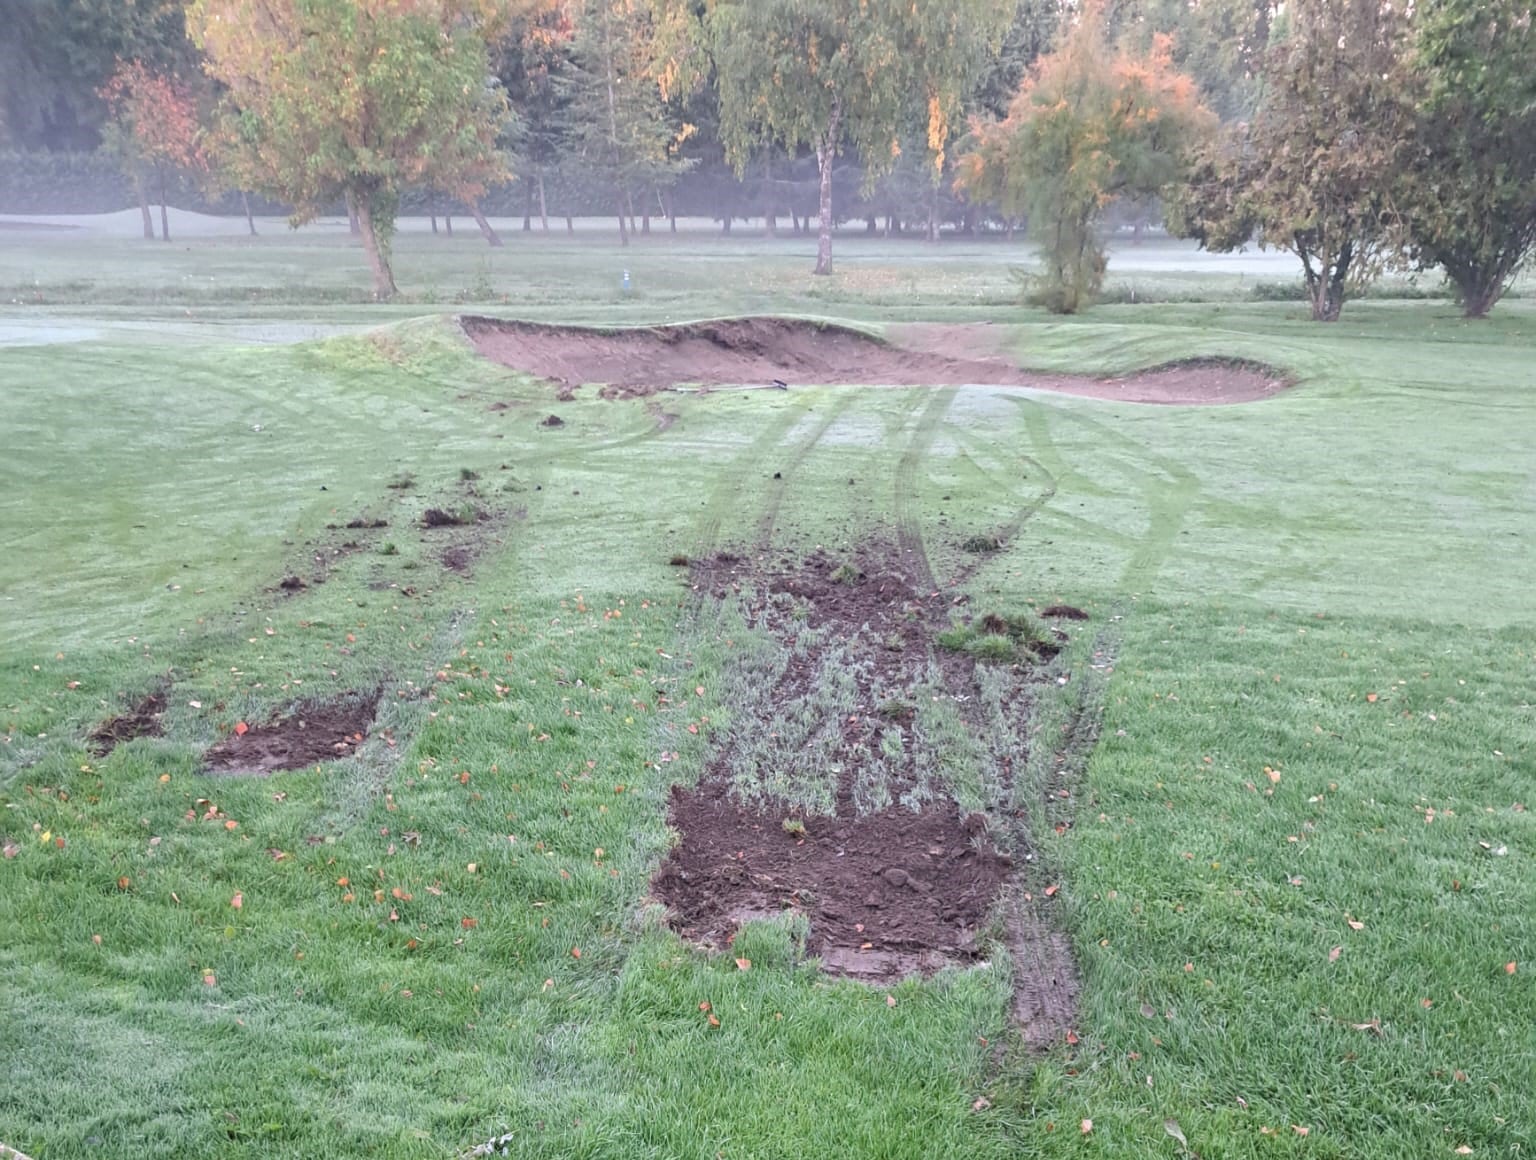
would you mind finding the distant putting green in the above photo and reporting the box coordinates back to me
[1,230,1533,1158]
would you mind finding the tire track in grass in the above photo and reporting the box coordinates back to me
[690,394,819,559]
[752,391,861,549]
[894,388,957,591]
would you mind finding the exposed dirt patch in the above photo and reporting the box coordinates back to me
[441,544,474,572]
[463,316,1290,404]
[540,414,566,428]
[654,545,1071,999]
[203,689,381,777]
[90,691,167,756]
[1040,604,1089,621]
[422,507,483,528]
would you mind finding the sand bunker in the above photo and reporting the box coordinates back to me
[463,316,1289,405]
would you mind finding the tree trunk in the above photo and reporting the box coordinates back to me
[1453,265,1505,319]
[927,184,940,243]
[445,214,453,236]
[430,199,439,234]
[523,181,534,232]
[722,216,732,235]
[814,99,842,276]
[347,192,361,236]
[158,164,171,242]
[865,215,878,234]
[641,206,651,235]
[566,213,574,234]
[469,200,503,247]
[617,196,629,246]
[663,189,677,233]
[241,190,257,236]
[537,171,550,232]
[137,172,155,239]
[353,192,398,300]
[763,154,777,237]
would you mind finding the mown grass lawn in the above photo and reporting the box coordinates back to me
[1,255,1533,1158]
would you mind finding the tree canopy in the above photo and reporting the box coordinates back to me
[188,0,517,298]
[1167,0,1413,321]
[960,5,1212,313]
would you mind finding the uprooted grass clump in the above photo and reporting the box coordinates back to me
[938,607,1060,663]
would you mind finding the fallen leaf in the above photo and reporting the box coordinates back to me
[202,973,217,986]
[230,892,243,910]
[467,863,478,873]
[1329,946,1342,962]
[461,917,478,929]
[1164,1119,1188,1148]
[1421,997,1433,1008]
[1347,918,1365,931]
[1065,1029,1079,1045]
[2,841,18,859]
[188,700,202,709]
[1266,766,1281,784]
[1506,962,1517,975]
[1293,1125,1309,1137]
[1455,1147,1473,1155]
[735,958,751,971]
[1351,1018,1383,1034]
[116,876,131,891]
[1081,1119,1093,1134]
[1366,693,1379,703]
[570,946,580,958]
[707,1012,721,1027]
[886,994,897,1008]
[234,721,249,737]
[972,1097,991,1112]
[92,933,102,945]
[1044,883,1060,897]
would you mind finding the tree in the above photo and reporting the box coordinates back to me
[1167,0,1413,322]
[497,4,578,233]
[1404,0,1536,318]
[958,6,1213,313]
[188,0,516,299]
[707,0,1006,275]
[567,0,695,246]
[100,60,206,242]
[0,0,191,151]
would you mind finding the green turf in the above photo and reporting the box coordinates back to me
[1,246,1533,1158]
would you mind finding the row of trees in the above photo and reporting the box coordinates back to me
[4,0,1533,317]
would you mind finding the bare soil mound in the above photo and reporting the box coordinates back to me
[203,690,381,777]
[654,547,1075,1006]
[464,316,1289,404]
[90,691,167,756]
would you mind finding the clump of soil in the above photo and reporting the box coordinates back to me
[346,517,389,530]
[540,414,566,428]
[203,690,381,777]
[442,545,474,572]
[655,546,1065,990]
[1040,604,1089,620]
[422,507,481,528]
[463,315,1290,404]
[278,575,307,592]
[90,691,167,756]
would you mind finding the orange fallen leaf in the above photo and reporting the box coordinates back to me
[1044,884,1060,897]
[1366,693,1379,703]
[886,994,897,1008]
[461,917,478,929]
[1293,1125,1309,1136]
[391,887,411,901]
[387,909,398,921]
[1081,1119,1093,1134]
[406,938,419,950]
[116,876,131,890]
[972,1097,991,1112]
[734,958,751,971]
[1065,1029,1079,1045]
[234,721,249,737]
[341,892,354,903]
[1422,997,1433,1008]
[230,892,243,909]
[224,820,238,831]
[707,1012,721,1027]
[91,934,102,945]
[1329,946,1342,962]
[2,841,18,859]
[1506,962,1517,975]
[569,945,580,958]
[202,973,217,986]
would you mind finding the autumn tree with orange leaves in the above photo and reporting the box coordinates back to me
[959,6,1213,313]
[188,0,527,298]
[100,60,206,242]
